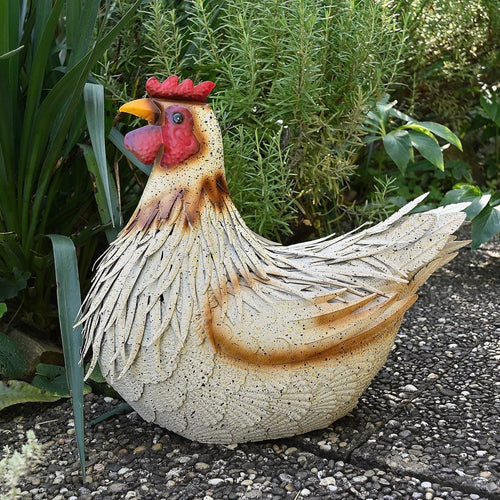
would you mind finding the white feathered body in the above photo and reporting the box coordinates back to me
[80,101,468,443]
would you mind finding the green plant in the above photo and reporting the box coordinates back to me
[0,430,42,500]
[396,0,500,129]
[362,95,462,174]
[437,86,500,249]
[473,87,500,185]
[0,0,139,328]
[441,184,499,249]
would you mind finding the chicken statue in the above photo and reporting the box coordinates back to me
[80,76,469,444]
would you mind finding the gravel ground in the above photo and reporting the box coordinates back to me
[1,229,498,500]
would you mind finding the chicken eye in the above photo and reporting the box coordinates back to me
[172,112,184,124]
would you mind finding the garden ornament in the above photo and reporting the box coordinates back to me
[79,76,469,443]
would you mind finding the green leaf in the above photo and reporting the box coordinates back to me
[31,363,91,398]
[90,403,132,426]
[0,332,27,379]
[388,106,415,123]
[408,130,444,171]
[382,129,412,173]
[0,267,31,301]
[85,362,107,384]
[0,45,24,60]
[24,0,142,252]
[83,83,119,230]
[441,185,490,220]
[465,194,491,220]
[376,99,397,116]
[66,1,100,67]
[80,144,121,242]
[471,205,500,249]
[416,121,462,151]
[0,302,6,318]
[31,363,70,397]
[0,380,61,410]
[48,234,86,478]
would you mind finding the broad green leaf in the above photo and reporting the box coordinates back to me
[441,185,487,221]
[84,83,118,231]
[471,205,500,249]
[109,127,152,176]
[31,363,71,397]
[0,332,27,379]
[416,121,462,151]
[48,234,85,478]
[31,363,91,398]
[408,130,444,170]
[389,106,415,123]
[0,267,30,300]
[465,194,491,220]
[382,129,412,173]
[0,380,61,410]
[0,302,6,318]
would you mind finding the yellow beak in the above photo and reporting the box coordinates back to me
[119,98,162,124]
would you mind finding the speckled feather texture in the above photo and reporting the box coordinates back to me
[79,98,469,444]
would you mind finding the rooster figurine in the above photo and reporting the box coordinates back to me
[80,76,469,444]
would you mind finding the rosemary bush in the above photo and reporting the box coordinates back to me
[99,0,407,237]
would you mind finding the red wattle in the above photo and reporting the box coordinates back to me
[124,125,163,165]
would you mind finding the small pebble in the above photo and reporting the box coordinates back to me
[421,481,432,489]
[319,477,336,486]
[208,478,225,486]
[352,475,367,484]
[195,462,211,472]
[133,445,147,454]
[109,483,126,494]
[403,384,418,392]
[151,443,163,451]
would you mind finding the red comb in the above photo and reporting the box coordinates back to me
[145,76,215,102]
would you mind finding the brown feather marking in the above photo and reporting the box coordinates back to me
[122,173,230,233]
[206,294,417,366]
[311,293,379,327]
